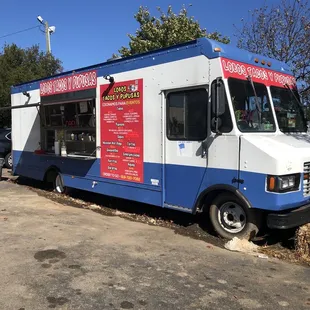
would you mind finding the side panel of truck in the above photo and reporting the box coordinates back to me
[12,54,218,210]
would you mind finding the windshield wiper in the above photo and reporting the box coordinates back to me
[247,75,262,126]
[247,76,262,114]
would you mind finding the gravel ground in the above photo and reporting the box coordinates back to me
[1,179,310,310]
[2,169,307,267]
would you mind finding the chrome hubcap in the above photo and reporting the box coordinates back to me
[8,155,12,167]
[218,202,246,233]
[55,174,65,193]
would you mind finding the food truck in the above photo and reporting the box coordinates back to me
[9,37,310,240]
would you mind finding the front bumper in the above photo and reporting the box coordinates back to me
[267,203,310,229]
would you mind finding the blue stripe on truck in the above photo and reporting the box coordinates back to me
[12,150,309,213]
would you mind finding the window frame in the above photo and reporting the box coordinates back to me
[270,85,307,133]
[166,86,209,142]
[40,98,97,156]
[227,77,276,133]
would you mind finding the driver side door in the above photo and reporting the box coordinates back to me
[164,86,209,211]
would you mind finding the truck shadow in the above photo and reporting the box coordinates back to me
[12,174,296,252]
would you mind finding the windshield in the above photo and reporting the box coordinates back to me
[228,78,275,132]
[270,86,307,132]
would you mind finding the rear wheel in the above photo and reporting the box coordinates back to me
[209,193,261,240]
[54,172,66,194]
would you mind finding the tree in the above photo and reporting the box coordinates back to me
[116,5,230,58]
[0,44,63,127]
[234,0,310,105]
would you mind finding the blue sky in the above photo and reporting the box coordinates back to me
[0,0,281,72]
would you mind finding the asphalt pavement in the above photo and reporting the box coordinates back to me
[0,180,309,310]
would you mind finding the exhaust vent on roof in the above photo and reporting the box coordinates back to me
[107,55,122,62]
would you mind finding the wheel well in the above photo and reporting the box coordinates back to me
[198,189,228,212]
[195,185,253,214]
[44,166,61,184]
[195,184,254,214]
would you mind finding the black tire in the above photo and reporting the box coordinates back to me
[209,193,261,240]
[4,152,12,169]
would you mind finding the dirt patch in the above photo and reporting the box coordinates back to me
[8,175,310,267]
[295,224,310,263]
[34,249,66,262]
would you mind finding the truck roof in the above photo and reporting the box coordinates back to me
[11,37,292,94]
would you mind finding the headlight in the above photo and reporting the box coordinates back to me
[267,174,300,193]
[279,175,296,190]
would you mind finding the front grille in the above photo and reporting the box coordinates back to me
[303,162,310,196]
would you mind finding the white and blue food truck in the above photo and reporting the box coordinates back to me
[9,38,310,240]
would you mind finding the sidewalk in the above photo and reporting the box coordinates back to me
[0,180,310,309]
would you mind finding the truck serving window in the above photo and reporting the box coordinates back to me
[42,99,96,156]
[228,78,275,132]
[167,88,208,141]
[270,86,307,133]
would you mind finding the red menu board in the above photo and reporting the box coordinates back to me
[100,79,144,183]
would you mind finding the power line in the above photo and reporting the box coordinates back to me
[0,25,40,40]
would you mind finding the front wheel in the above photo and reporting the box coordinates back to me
[209,193,261,240]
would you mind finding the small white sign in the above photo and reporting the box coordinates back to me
[151,179,159,186]
[177,141,193,157]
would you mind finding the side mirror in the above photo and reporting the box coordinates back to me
[211,78,226,134]
[211,78,226,117]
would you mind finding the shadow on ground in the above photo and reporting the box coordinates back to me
[5,172,301,264]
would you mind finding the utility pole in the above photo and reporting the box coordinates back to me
[44,20,51,54]
[37,16,55,54]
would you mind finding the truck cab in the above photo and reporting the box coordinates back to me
[203,51,310,239]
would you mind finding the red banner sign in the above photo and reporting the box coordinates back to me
[100,79,144,183]
[40,70,97,96]
[221,57,296,88]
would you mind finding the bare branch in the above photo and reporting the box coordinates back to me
[234,0,310,101]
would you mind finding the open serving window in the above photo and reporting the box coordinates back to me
[41,99,96,157]
[39,70,98,158]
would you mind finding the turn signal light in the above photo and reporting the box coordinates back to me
[268,176,275,191]
[214,47,221,52]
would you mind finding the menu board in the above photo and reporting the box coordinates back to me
[100,79,143,183]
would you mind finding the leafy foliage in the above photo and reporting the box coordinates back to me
[0,44,63,127]
[234,0,310,104]
[116,5,230,57]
